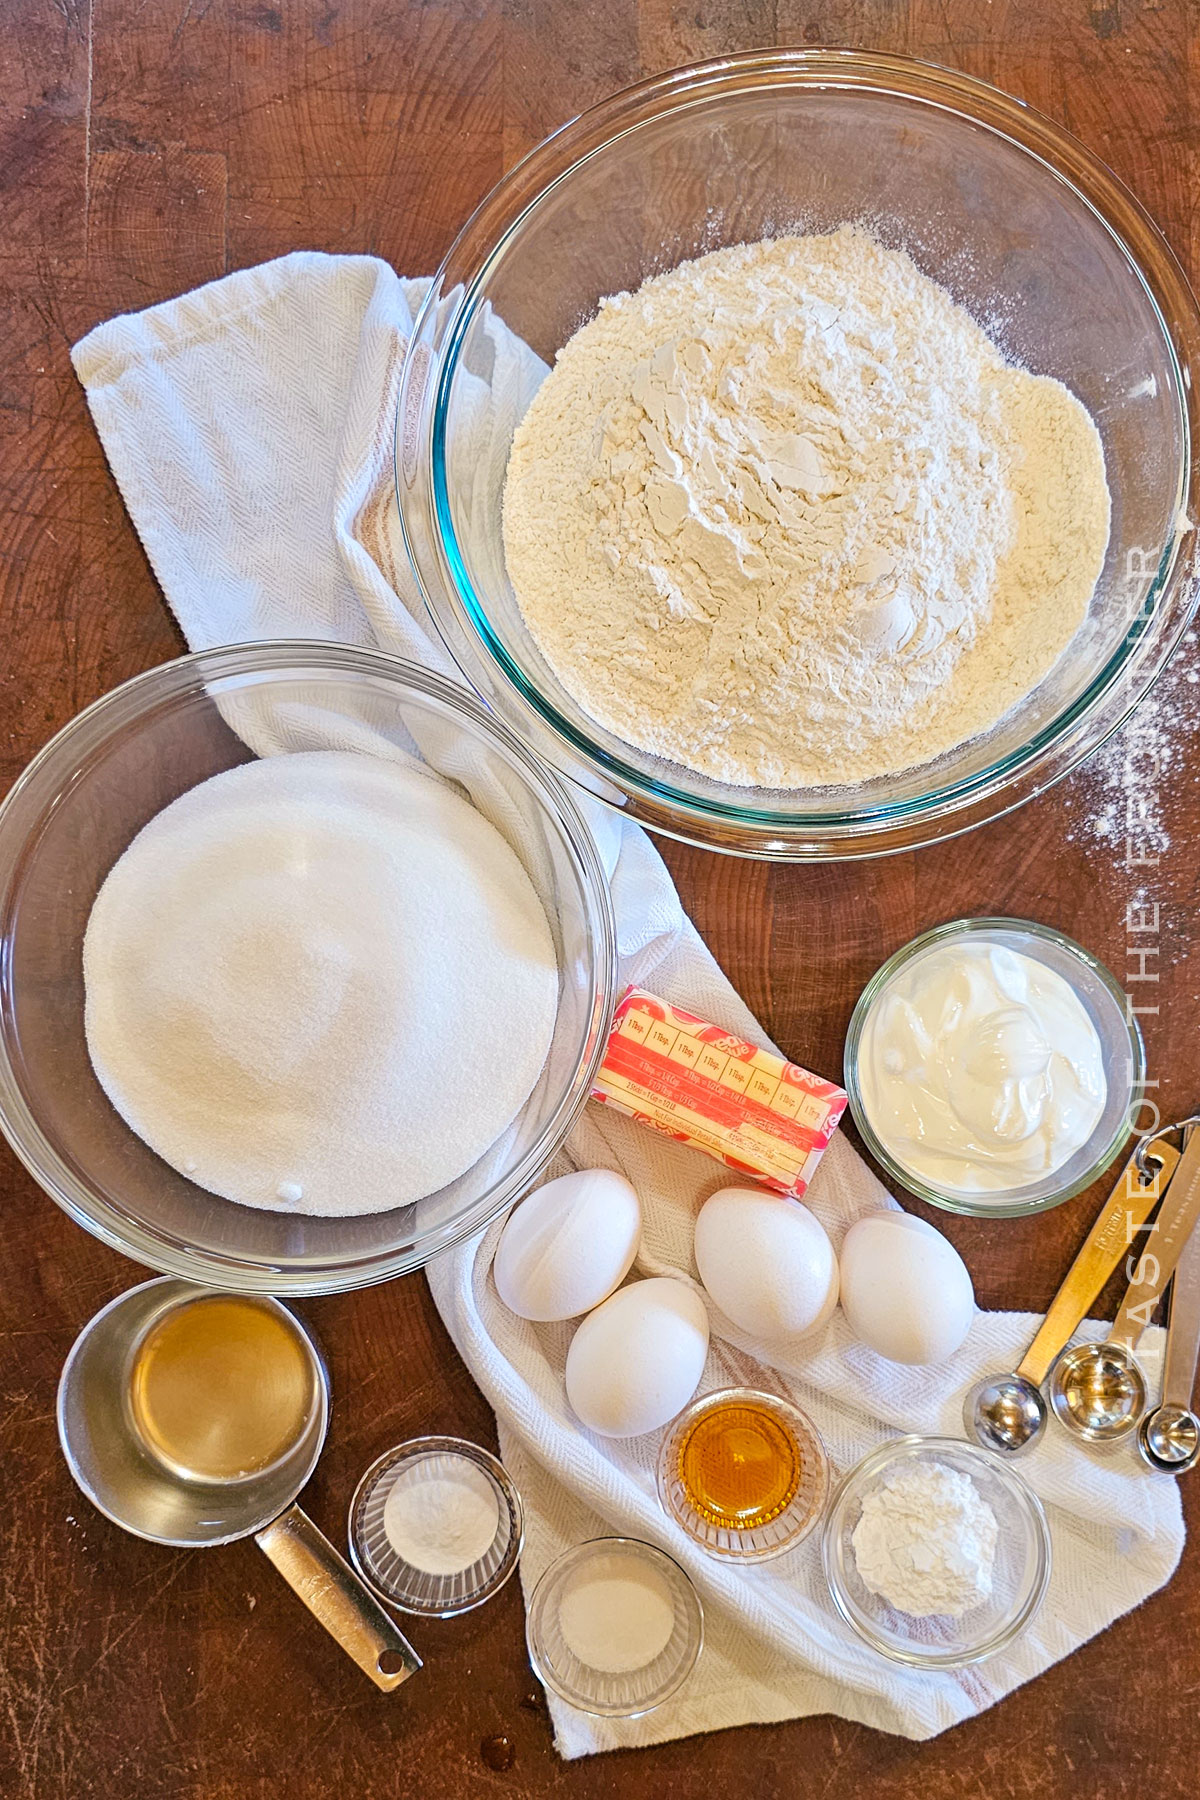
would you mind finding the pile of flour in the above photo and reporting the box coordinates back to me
[502,227,1111,789]
[83,751,558,1217]
[851,1461,999,1619]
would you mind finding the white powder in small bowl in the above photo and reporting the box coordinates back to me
[851,1460,999,1619]
[383,1454,501,1577]
[556,1553,677,1674]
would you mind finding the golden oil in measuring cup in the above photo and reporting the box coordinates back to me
[128,1295,318,1484]
[674,1395,801,1530]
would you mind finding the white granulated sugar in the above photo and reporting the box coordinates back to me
[851,1460,999,1619]
[557,1555,677,1674]
[503,227,1111,788]
[83,751,558,1217]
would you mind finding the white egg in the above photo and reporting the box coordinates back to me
[564,1277,710,1438]
[693,1186,839,1339]
[839,1210,975,1366]
[493,1168,642,1322]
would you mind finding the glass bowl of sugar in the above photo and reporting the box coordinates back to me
[0,641,616,1293]
[399,49,1200,860]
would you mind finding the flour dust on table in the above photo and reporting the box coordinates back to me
[83,750,558,1216]
[1066,623,1200,862]
[503,226,1111,788]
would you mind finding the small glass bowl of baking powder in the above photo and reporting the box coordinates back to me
[526,1537,703,1716]
[844,917,1145,1218]
[348,1436,524,1617]
[822,1436,1052,1669]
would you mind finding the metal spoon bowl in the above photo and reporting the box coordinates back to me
[1048,1339,1147,1443]
[1136,1137,1200,1476]
[964,1373,1048,1457]
[1049,1127,1200,1446]
[963,1138,1182,1458]
[1138,1403,1200,1472]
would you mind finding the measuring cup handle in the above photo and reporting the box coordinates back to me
[255,1504,422,1692]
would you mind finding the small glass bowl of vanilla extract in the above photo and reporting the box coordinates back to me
[657,1387,830,1562]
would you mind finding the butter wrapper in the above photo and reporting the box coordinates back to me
[591,987,847,1198]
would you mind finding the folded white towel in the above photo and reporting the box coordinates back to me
[73,251,1183,1757]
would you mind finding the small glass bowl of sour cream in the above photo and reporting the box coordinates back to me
[844,918,1145,1217]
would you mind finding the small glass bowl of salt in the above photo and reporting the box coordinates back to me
[526,1538,703,1716]
[821,1436,1052,1668]
[348,1436,524,1617]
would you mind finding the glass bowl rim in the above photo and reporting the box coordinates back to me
[0,640,619,1294]
[406,46,1200,858]
[655,1384,831,1562]
[820,1432,1053,1669]
[843,916,1146,1217]
[525,1533,705,1717]
[346,1433,525,1617]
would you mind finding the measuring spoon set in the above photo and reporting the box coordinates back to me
[966,1119,1200,1469]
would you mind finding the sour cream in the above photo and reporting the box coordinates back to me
[856,941,1107,1195]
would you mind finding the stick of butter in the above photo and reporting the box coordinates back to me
[591,987,847,1199]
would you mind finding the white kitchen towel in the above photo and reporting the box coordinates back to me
[72,252,1184,1755]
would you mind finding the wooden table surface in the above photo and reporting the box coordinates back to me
[3,2,1200,1795]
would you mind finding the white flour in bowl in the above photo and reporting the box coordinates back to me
[852,1461,999,1618]
[83,751,558,1217]
[502,227,1111,789]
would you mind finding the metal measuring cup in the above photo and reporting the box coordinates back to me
[57,1277,422,1691]
[1049,1127,1200,1445]
[964,1134,1180,1456]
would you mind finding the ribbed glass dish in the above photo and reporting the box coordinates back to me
[398,49,1200,860]
[656,1387,830,1561]
[348,1437,524,1618]
[822,1436,1052,1668]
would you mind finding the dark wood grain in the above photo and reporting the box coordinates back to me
[2,2,1199,1795]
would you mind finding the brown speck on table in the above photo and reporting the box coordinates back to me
[480,1734,515,1771]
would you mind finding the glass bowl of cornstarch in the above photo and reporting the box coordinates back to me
[822,1436,1052,1668]
[399,49,1200,860]
[0,642,616,1292]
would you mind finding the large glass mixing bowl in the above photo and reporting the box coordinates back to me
[0,644,616,1293]
[398,50,1200,860]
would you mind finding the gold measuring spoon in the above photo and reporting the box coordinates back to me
[964,1135,1180,1456]
[1049,1127,1200,1445]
